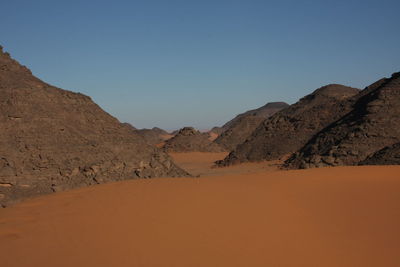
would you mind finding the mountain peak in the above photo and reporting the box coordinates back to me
[310,84,360,99]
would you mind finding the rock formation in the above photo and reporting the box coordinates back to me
[221,102,289,131]
[136,127,173,146]
[0,46,189,207]
[286,73,400,168]
[209,126,224,135]
[214,102,289,150]
[217,84,360,166]
[163,127,225,153]
[359,142,400,165]
[121,122,137,132]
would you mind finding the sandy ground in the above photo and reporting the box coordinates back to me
[169,152,280,176]
[207,131,219,141]
[0,153,400,267]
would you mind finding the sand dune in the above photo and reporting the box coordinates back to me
[0,154,399,267]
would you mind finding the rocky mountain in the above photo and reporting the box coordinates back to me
[0,46,189,207]
[214,102,289,150]
[163,127,225,153]
[221,102,289,131]
[121,122,137,132]
[217,84,360,166]
[286,73,400,168]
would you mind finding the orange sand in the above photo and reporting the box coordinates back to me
[0,153,399,267]
[169,152,281,176]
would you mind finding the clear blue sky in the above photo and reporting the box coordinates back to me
[2,0,399,130]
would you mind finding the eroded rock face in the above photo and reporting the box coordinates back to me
[214,102,289,151]
[0,46,189,207]
[217,84,360,166]
[163,127,225,153]
[286,73,400,169]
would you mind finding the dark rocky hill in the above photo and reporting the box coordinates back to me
[217,84,360,166]
[221,102,289,131]
[0,46,189,207]
[286,73,400,168]
[214,116,266,151]
[214,102,289,150]
[164,127,225,153]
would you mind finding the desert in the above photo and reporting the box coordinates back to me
[1,1,400,266]
[1,43,400,267]
[1,153,400,267]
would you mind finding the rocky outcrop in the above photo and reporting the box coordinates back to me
[0,46,189,207]
[164,127,225,153]
[214,102,289,151]
[217,84,360,166]
[286,73,400,168]
[359,142,400,165]
[121,122,137,132]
